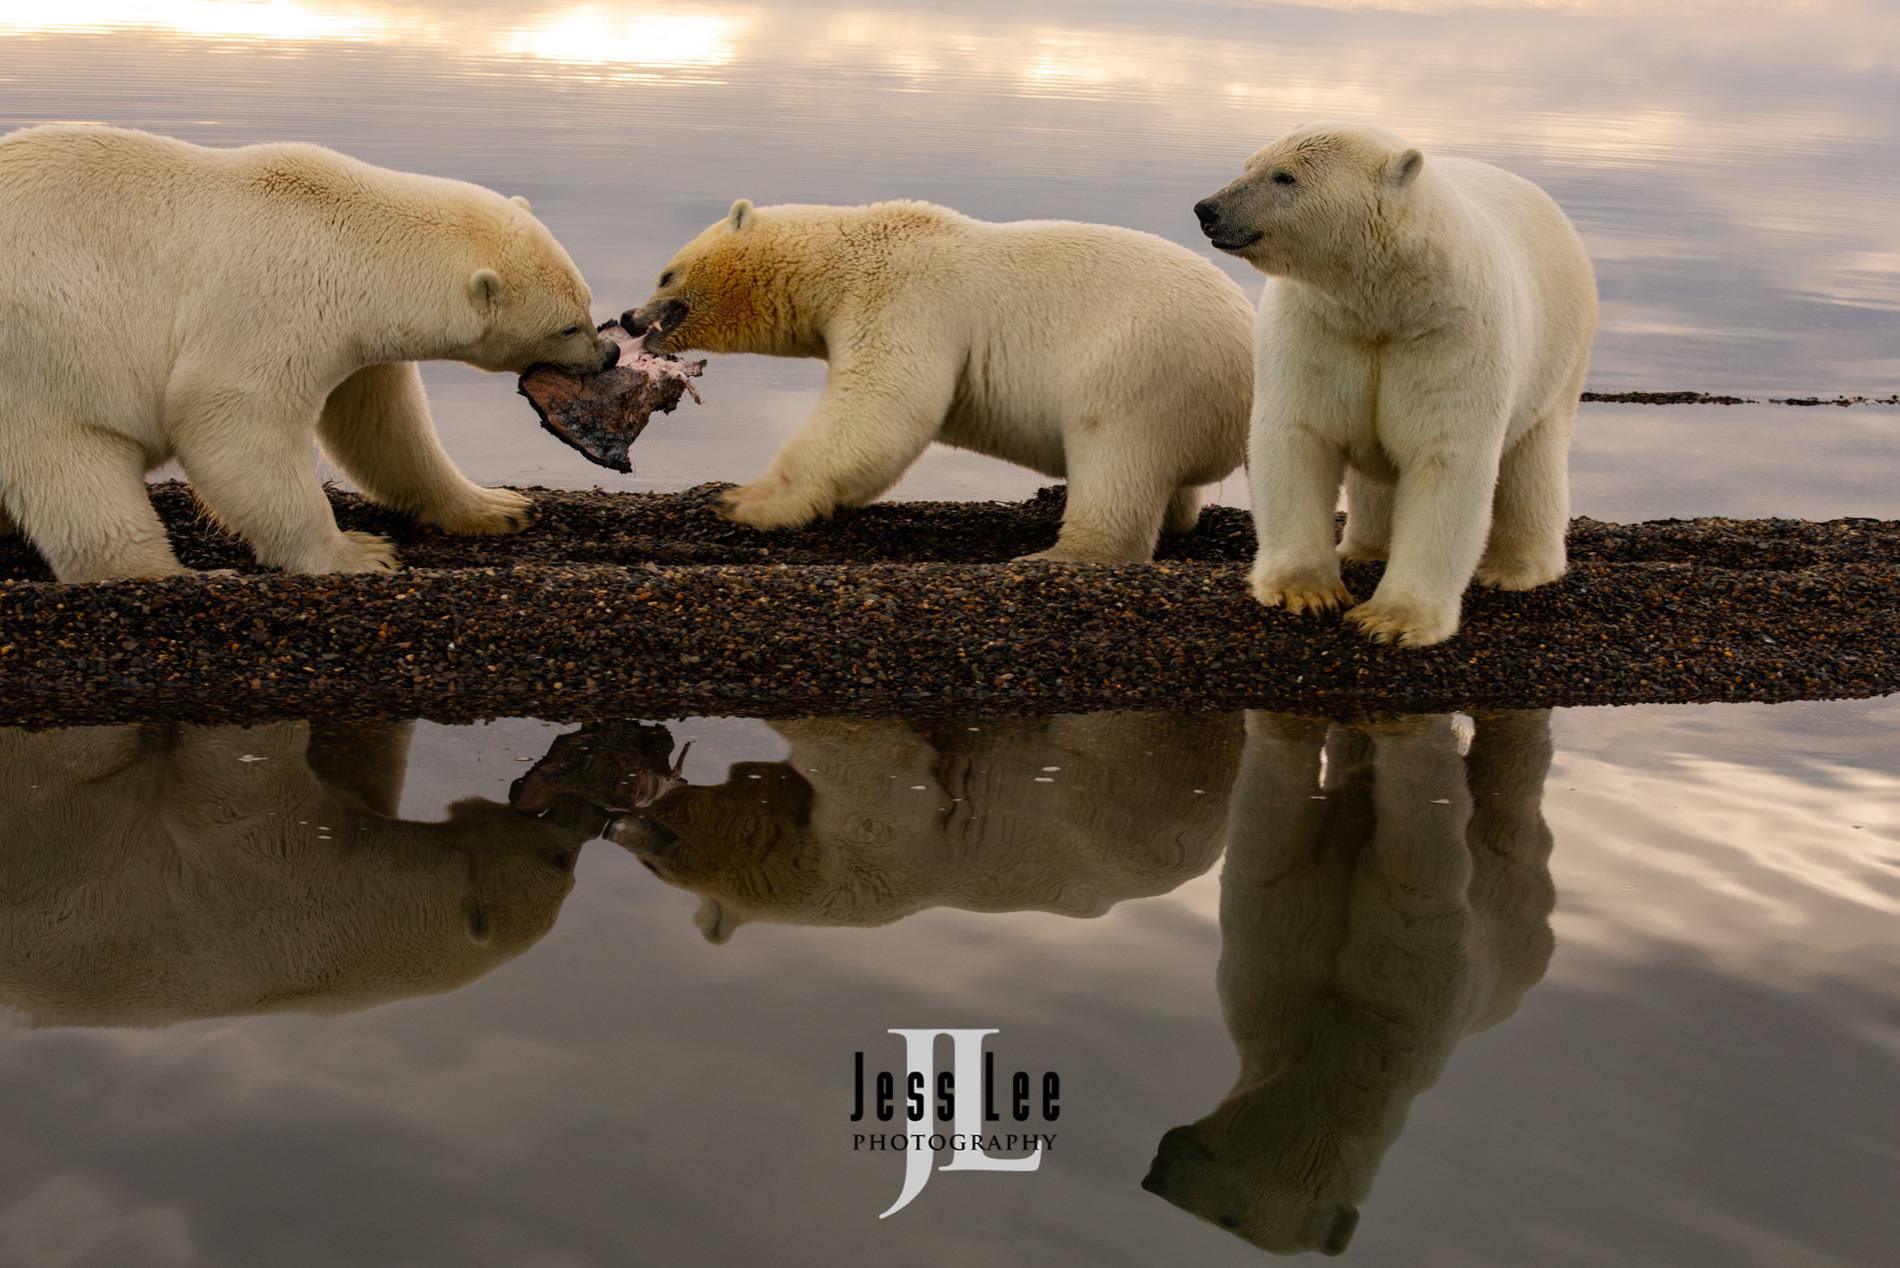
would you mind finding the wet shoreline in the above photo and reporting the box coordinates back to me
[0,483,1894,726]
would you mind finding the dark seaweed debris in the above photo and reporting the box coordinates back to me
[1580,390,1758,405]
[0,482,1895,726]
[1577,391,1900,406]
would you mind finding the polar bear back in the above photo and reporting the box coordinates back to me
[0,124,575,395]
[1417,156,1597,411]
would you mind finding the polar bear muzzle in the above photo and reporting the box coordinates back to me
[618,298,690,351]
[1192,196,1262,254]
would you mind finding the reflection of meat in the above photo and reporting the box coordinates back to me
[509,719,689,815]
[518,324,705,473]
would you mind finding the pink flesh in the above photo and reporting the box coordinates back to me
[602,324,704,404]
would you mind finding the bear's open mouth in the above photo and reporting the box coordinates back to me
[620,298,690,351]
[649,300,689,348]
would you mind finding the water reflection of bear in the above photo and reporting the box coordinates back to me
[0,721,592,1027]
[1144,710,1556,1256]
[612,714,1243,940]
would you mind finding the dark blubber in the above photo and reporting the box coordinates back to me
[0,482,1895,726]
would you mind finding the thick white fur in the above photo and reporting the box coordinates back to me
[1142,710,1556,1254]
[1199,123,1597,645]
[0,720,588,1027]
[0,125,617,582]
[610,712,1242,940]
[626,200,1255,562]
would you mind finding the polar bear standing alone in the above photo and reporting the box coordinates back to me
[1195,123,1596,646]
[1143,710,1557,1254]
[0,125,619,582]
[621,200,1255,563]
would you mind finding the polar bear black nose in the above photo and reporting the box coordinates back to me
[1193,198,1222,231]
[618,309,649,335]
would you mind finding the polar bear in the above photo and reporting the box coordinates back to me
[0,125,619,583]
[606,712,1242,940]
[0,719,595,1027]
[619,200,1255,563]
[1194,123,1597,645]
[1142,710,1557,1254]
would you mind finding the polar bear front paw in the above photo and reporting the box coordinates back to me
[333,531,401,573]
[716,478,828,531]
[1474,557,1564,592]
[1343,596,1457,647]
[1252,570,1355,615]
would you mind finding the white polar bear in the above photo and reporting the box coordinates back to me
[620,199,1255,563]
[0,125,620,583]
[1195,123,1597,645]
[1142,710,1557,1255]
[0,719,594,1027]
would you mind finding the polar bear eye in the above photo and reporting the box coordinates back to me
[1271,170,1297,186]
[659,271,676,287]
[558,325,583,337]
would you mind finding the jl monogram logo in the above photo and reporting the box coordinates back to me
[850,1028,1061,1217]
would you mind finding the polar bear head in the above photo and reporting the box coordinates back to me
[1143,1110,1363,1257]
[617,198,790,356]
[1192,122,1425,283]
[618,198,900,358]
[447,191,619,375]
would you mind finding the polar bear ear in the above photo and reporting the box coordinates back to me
[727,198,755,232]
[468,268,504,312]
[694,895,740,943]
[1385,149,1424,190]
[509,194,532,212]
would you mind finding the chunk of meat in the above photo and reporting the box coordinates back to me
[509,720,692,815]
[518,324,705,473]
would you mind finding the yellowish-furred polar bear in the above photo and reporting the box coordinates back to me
[621,199,1255,563]
[0,125,619,582]
[1196,123,1597,646]
[0,720,591,1027]
[609,712,1242,940]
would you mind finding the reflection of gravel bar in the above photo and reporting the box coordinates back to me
[0,482,1895,725]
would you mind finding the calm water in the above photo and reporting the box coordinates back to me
[2,2,1899,1264]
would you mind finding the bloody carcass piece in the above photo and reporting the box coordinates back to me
[518,323,705,473]
[509,720,692,815]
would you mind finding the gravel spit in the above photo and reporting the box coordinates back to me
[0,481,1893,725]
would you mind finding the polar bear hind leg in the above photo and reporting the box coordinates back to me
[318,362,532,536]
[1475,409,1570,592]
[1017,443,1176,564]
[2,424,184,581]
[1163,485,1204,537]
[1336,469,1393,563]
[170,379,397,575]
